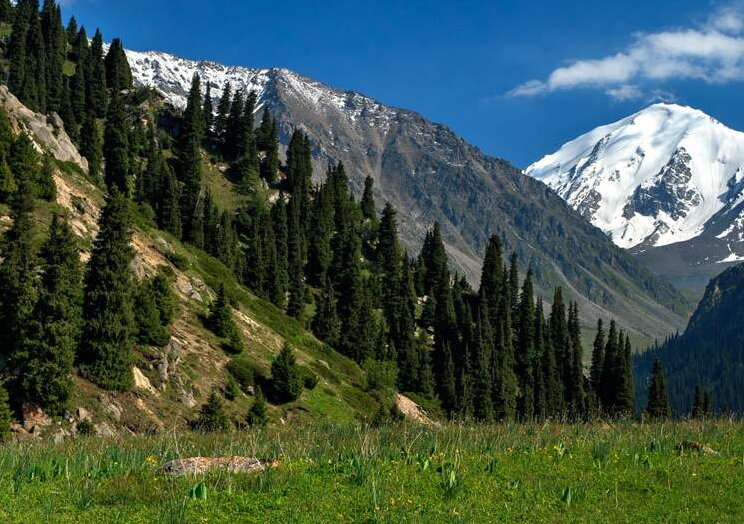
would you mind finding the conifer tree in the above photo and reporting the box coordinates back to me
[600,320,619,413]
[270,342,302,403]
[18,214,82,415]
[0,177,37,367]
[177,74,204,243]
[214,82,232,144]
[258,110,279,183]
[311,274,340,347]
[104,38,132,92]
[207,285,244,354]
[515,269,536,420]
[0,383,12,443]
[203,82,214,137]
[361,175,376,221]
[66,15,78,45]
[158,166,182,237]
[692,385,704,419]
[78,191,136,391]
[645,358,670,419]
[192,390,229,432]
[270,197,289,306]
[41,0,65,112]
[590,319,605,395]
[103,91,131,194]
[87,29,108,116]
[566,302,586,419]
[247,388,268,427]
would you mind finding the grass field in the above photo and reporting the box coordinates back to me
[0,420,742,523]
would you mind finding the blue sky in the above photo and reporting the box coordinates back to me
[61,0,744,168]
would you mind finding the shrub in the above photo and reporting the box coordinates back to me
[224,377,240,401]
[76,419,95,436]
[300,367,319,390]
[227,358,256,390]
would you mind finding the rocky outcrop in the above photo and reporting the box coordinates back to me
[0,85,88,171]
[161,457,277,476]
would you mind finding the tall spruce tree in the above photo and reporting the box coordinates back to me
[87,29,108,117]
[645,358,670,419]
[0,382,12,442]
[0,177,37,368]
[19,214,82,415]
[103,91,131,194]
[590,319,605,395]
[78,191,136,391]
[104,38,133,92]
[177,74,204,243]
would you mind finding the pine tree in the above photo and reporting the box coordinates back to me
[0,176,38,368]
[258,110,279,183]
[203,82,214,137]
[311,275,340,347]
[87,29,108,117]
[104,38,132,92]
[134,278,171,347]
[103,91,131,194]
[41,0,65,112]
[214,82,232,145]
[691,385,704,419]
[645,358,671,419]
[361,175,376,221]
[192,390,229,432]
[590,319,605,395]
[515,269,536,420]
[207,285,244,354]
[18,214,82,415]
[566,302,586,420]
[80,114,103,185]
[177,74,204,243]
[270,342,302,403]
[78,191,136,391]
[247,388,268,427]
[0,383,12,443]
[158,166,182,237]
[600,320,618,413]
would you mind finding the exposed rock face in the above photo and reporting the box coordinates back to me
[0,85,88,171]
[125,49,687,342]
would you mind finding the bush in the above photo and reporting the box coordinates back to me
[227,357,264,392]
[224,377,240,401]
[166,250,190,270]
[300,367,319,390]
[76,419,95,436]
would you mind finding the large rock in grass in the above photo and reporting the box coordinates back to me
[160,457,277,476]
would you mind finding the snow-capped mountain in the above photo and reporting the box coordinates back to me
[527,103,744,251]
[121,47,688,341]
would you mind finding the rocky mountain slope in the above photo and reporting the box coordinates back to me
[527,103,744,292]
[634,261,744,415]
[0,85,380,439]
[124,49,688,344]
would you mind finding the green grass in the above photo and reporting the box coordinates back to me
[0,420,742,522]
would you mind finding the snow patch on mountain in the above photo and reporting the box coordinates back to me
[526,104,744,249]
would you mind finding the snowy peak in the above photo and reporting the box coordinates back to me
[527,103,744,249]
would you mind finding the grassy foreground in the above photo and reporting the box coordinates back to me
[0,421,742,523]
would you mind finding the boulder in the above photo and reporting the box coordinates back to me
[160,457,277,476]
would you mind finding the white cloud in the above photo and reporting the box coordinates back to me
[509,2,744,99]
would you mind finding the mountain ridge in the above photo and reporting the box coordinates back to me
[123,46,689,343]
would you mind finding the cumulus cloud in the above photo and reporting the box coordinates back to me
[509,2,744,99]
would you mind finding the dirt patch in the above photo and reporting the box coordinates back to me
[395,394,438,426]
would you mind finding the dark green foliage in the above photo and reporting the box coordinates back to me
[270,342,303,403]
[645,359,670,419]
[103,92,131,194]
[224,376,239,401]
[87,29,108,116]
[192,390,229,432]
[634,263,744,415]
[78,191,136,391]
[361,175,376,221]
[0,176,37,366]
[0,383,13,443]
[18,214,82,415]
[226,357,259,392]
[80,113,103,184]
[177,74,204,244]
[104,38,133,92]
[207,285,244,354]
[134,274,176,347]
[247,388,268,427]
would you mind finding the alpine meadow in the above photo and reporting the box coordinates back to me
[0,1,743,522]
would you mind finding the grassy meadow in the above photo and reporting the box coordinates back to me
[0,420,742,523]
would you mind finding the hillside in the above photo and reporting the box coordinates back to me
[634,261,744,415]
[0,85,380,438]
[527,103,744,293]
[124,49,689,344]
